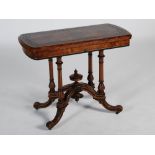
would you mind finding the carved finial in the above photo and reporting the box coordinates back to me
[70,69,83,82]
[74,69,78,75]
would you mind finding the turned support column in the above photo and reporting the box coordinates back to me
[56,57,64,99]
[87,52,95,88]
[33,58,56,110]
[46,57,65,130]
[96,50,123,114]
[97,50,105,95]
[48,58,55,95]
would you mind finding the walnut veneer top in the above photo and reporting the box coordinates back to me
[19,24,132,60]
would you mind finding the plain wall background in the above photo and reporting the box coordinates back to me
[0,19,155,134]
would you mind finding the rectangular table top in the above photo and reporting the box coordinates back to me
[19,24,132,60]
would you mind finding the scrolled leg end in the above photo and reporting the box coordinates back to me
[115,105,123,114]
[46,121,55,130]
[33,102,40,110]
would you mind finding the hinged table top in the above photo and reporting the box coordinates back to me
[19,24,132,60]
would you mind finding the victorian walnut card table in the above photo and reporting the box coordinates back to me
[19,24,132,129]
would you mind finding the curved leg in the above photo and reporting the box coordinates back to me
[46,86,77,129]
[80,83,123,114]
[33,98,56,110]
[97,50,123,114]
[34,58,56,110]
[99,100,123,114]
[46,56,66,130]
[46,100,66,130]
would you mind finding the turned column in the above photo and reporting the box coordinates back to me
[46,57,65,130]
[33,58,56,110]
[97,50,105,95]
[48,58,55,95]
[56,57,64,99]
[87,52,95,88]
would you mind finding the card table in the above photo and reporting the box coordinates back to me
[19,24,132,129]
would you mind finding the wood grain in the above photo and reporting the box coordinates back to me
[19,24,132,60]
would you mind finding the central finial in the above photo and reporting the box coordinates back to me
[74,69,78,75]
[69,69,83,82]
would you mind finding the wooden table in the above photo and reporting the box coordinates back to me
[19,24,132,129]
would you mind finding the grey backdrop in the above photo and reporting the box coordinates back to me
[0,19,155,134]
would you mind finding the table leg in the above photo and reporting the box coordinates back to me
[48,58,56,94]
[46,57,67,129]
[33,58,56,109]
[97,50,105,95]
[87,52,95,88]
[97,50,123,114]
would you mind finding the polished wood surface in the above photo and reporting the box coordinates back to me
[19,24,132,60]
